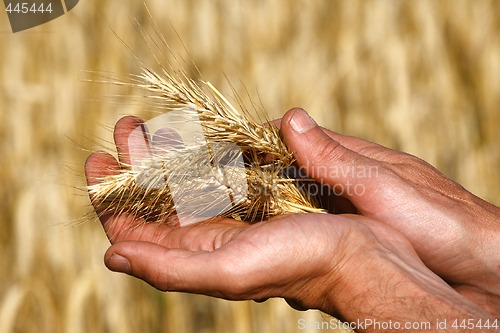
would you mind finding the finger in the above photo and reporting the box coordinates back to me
[151,127,184,150]
[97,212,169,245]
[84,151,171,242]
[86,188,242,249]
[267,118,282,128]
[279,108,382,201]
[272,112,393,162]
[85,151,121,225]
[104,242,215,292]
[104,241,254,298]
[320,128,402,163]
[85,151,120,186]
[114,116,150,166]
[104,215,244,251]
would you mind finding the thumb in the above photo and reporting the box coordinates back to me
[104,242,223,294]
[280,108,379,200]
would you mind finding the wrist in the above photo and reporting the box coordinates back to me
[321,246,494,332]
[460,199,500,295]
[431,197,500,317]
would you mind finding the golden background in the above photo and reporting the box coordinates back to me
[0,1,498,332]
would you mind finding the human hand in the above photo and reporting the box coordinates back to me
[277,108,500,316]
[85,117,495,332]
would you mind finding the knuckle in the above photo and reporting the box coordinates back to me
[316,139,345,162]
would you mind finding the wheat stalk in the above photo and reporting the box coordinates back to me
[88,66,325,225]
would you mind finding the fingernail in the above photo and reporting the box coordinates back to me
[290,109,317,133]
[106,253,131,274]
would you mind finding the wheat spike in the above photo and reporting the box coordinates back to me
[88,68,325,225]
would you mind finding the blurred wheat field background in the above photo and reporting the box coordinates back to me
[0,1,499,332]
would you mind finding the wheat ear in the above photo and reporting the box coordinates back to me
[88,68,325,225]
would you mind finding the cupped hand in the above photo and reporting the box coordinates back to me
[85,117,493,329]
[278,108,500,315]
